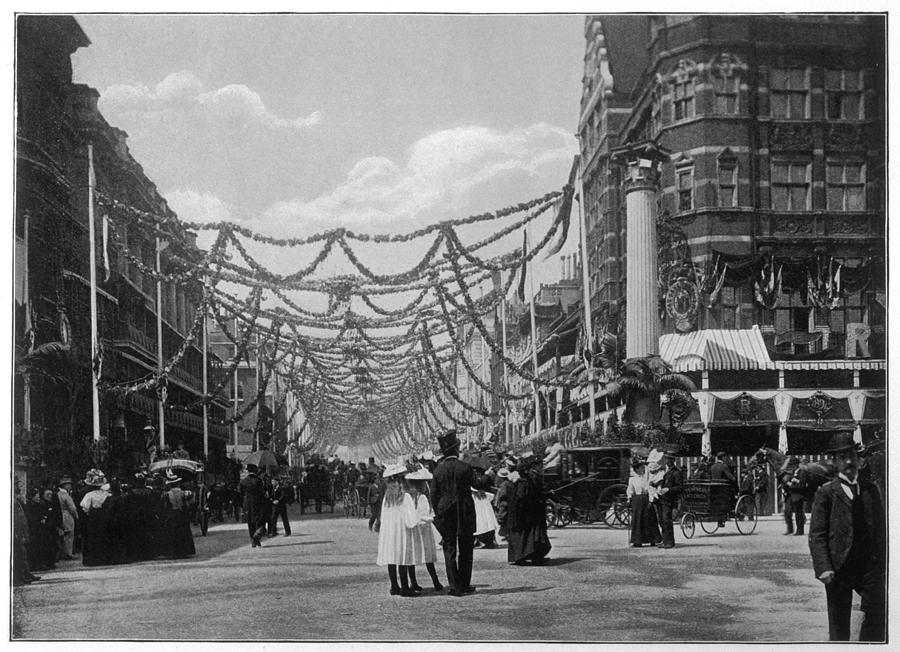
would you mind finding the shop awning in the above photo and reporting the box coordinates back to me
[660,326,774,372]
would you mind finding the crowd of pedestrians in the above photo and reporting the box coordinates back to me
[13,467,201,585]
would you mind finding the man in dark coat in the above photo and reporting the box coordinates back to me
[709,451,736,526]
[240,464,266,548]
[431,430,477,597]
[656,450,683,549]
[809,431,885,642]
[780,456,808,535]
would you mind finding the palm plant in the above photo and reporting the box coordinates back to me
[594,334,696,426]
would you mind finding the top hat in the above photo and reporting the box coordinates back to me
[826,431,858,454]
[437,429,461,455]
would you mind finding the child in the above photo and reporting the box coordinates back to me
[403,467,444,593]
[375,463,416,596]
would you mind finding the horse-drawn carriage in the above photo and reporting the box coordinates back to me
[679,479,758,538]
[298,476,336,514]
[544,445,641,529]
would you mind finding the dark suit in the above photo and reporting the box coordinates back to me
[809,477,885,641]
[240,473,266,543]
[709,461,736,525]
[431,455,476,593]
[268,485,292,536]
[658,464,682,548]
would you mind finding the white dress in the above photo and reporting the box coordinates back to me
[472,489,498,535]
[404,493,438,564]
[376,496,411,566]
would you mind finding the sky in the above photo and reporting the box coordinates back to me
[71,14,586,286]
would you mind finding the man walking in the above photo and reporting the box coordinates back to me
[431,429,477,597]
[709,451,736,527]
[57,476,78,560]
[808,431,885,642]
[656,449,682,549]
[240,464,266,547]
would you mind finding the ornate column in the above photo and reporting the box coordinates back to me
[615,143,668,359]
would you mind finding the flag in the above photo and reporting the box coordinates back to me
[92,343,103,381]
[543,166,577,259]
[24,304,35,355]
[516,230,528,302]
[102,214,111,282]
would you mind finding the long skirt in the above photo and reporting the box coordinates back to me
[629,494,661,546]
[473,493,498,536]
[81,511,110,567]
[507,524,552,563]
[165,511,196,558]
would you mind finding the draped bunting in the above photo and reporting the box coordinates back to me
[696,393,714,457]
[847,392,867,444]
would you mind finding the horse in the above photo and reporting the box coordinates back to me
[756,447,834,500]
[756,441,885,498]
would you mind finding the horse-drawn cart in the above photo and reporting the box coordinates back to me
[679,479,757,538]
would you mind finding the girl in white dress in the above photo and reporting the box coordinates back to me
[403,468,444,593]
[375,464,415,596]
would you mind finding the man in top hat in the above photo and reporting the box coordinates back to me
[240,463,266,548]
[655,449,683,549]
[709,452,736,527]
[431,429,477,597]
[57,476,78,560]
[808,431,885,641]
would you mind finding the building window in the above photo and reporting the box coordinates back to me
[771,162,810,210]
[826,162,865,211]
[672,77,695,121]
[717,159,737,207]
[714,74,739,114]
[652,85,663,134]
[770,68,808,119]
[708,285,754,329]
[825,69,864,120]
[676,168,693,212]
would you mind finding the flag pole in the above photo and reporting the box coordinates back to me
[22,210,31,432]
[526,227,541,439]
[202,276,209,459]
[576,165,597,429]
[233,318,239,457]
[155,227,166,451]
[87,144,101,443]
[500,283,510,446]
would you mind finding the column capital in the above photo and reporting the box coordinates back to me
[611,141,670,193]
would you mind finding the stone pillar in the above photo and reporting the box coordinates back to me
[620,146,665,359]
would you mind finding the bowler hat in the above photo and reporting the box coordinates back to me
[58,476,73,487]
[826,431,858,454]
[437,429,460,455]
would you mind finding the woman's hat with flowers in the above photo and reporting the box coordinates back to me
[84,468,107,487]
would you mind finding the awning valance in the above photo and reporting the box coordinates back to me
[660,325,774,371]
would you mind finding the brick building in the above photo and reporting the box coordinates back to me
[575,15,886,456]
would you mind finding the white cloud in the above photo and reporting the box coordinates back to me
[259,123,576,232]
[100,71,321,132]
[165,189,233,223]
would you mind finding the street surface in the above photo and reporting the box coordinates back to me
[13,506,857,641]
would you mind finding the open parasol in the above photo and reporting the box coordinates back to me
[243,449,281,471]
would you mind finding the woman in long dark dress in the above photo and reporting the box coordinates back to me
[79,469,111,567]
[162,472,195,558]
[627,460,661,547]
[104,479,130,564]
[506,455,552,565]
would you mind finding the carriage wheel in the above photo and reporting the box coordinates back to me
[734,495,758,535]
[545,502,560,528]
[616,504,632,529]
[700,518,720,534]
[680,513,696,539]
[598,484,629,529]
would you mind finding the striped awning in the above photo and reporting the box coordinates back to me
[660,325,774,372]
